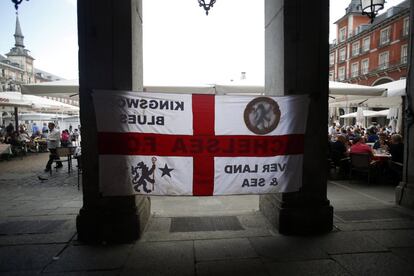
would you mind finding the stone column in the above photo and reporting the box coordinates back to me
[395,0,414,208]
[260,0,333,234]
[76,0,150,243]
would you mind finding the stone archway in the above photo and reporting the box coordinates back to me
[76,0,333,242]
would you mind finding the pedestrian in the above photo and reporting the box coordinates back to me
[31,123,39,135]
[42,123,49,135]
[44,122,62,172]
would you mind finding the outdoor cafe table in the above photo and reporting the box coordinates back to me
[373,152,392,161]
[0,144,12,155]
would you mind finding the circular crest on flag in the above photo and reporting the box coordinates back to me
[244,97,281,135]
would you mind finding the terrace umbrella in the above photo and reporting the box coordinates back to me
[356,107,365,127]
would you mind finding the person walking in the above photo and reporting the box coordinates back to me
[44,122,62,172]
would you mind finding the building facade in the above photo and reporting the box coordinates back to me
[0,15,62,92]
[329,0,410,86]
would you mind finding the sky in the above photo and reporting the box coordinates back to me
[0,0,406,84]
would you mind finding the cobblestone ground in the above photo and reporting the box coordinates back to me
[0,152,81,221]
[1,154,414,275]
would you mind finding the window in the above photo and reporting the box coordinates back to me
[339,47,346,62]
[351,62,359,77]
[339,27,347,42]
[403,17,410,37]
[378,51,389,70]
[401,44,408,64]
[352,41,360,56]
[329,71,334,81]
[361,58,369,74]
[338,66,345,81]
[362,36,370,52]
[329,53,335,65]
[379,27,390,45]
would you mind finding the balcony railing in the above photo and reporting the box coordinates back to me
[378,39,390,48]
[401,28,409,38]
[351,49,360,57]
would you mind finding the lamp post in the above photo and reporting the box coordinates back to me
[361,0,385,23]
[198,0,216,15]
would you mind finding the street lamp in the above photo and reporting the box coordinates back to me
[198,0,216,15]
[11,0,29,10]
[361,0,385,23]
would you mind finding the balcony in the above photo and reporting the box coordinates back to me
[401,29,409,39]
[351,49,360,57]
[378,39,390,48]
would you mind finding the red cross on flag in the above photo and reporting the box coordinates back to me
[93,91,309,196]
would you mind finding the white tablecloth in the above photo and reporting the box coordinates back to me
[0,144,12,155]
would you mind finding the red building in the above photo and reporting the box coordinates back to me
[330,0,410,86]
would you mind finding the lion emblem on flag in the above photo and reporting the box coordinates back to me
[131,157,157,193]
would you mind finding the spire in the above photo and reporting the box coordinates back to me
[14,14,25,48]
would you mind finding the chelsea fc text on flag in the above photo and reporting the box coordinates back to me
[93,91,309,196]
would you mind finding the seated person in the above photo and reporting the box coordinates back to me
[389,134,404,163]
[366,128,379,143]
[373,132,389,152]
[330,135,349,166]
[350,135,374,159]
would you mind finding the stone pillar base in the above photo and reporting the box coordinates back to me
[76,196,150,243]
[260,194,333,235]
[395,182,414,208]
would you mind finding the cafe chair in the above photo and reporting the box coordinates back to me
[388,160,403,184]
[349,153,375,184]
[50,147,76,175]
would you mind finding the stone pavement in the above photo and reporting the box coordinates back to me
[1,154,414,275]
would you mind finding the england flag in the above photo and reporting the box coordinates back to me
[93,90,309,196]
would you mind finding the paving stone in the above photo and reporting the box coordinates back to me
[0,220,68,235]
[249,236,328,261]
[142,227,273,242]
[121,241,194,276]
[195,238,257,261]
[364,230,414,248]
[333,252,414,276]
[44,245,133,272]
[196,259,269,276]
[0,230,75,245]
[145,217,171,232]
[0,244,64,272]
[41,271,121,276]
[391,247,414,265]
[314,231,387,254]
[237,213,272,229]
[170,216,243,232]
[335,208,413,222]
[0,271,42,276]
[265,259,350,276]
[335,220,414,231]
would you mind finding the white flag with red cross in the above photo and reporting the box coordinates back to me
[93,91,309,196]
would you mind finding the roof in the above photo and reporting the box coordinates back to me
[34,68,64,81]
[333,0,410,27]
[369,0,410,27]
